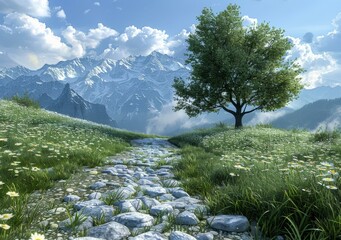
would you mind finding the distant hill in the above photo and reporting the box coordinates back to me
[271,98,341,130]
[288,86,341,109]
[45,84,116,127]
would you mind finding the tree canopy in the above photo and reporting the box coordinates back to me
[173,4,304,128]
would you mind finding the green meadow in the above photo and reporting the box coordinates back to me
[0,99,148,239]
[1,97,340,239]
[170,125,341,239]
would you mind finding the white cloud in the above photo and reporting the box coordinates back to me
[146,101,210,134]
[0,13,70,69]
[286,37,337,88]
[84,9,90,14]
[101,25,174,60]
[166,29,190,59]
[0,0,50,17]
[242,15,258,27]
[0,13,117,69]
[62,23,118,56]
[317,12,341,53]
[56,9,66,19]
[247,109,290,125]
[94,2,101,6]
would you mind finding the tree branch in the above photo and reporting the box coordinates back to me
[242,106,262,115]
[221,105,236,116]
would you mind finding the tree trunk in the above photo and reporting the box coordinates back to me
[234,109,243,128]
[234,114,243,128]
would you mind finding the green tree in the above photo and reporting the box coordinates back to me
[173,4,304,128]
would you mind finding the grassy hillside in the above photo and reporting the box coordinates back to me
[0,100,149,239]
[170,125,341,239]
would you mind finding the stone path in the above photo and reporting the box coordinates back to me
[29,138,253,240]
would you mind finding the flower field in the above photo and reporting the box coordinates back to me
[0,100,147,239]
[170,125,341,239]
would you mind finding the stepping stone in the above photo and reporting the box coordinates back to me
[87,221,130,240]
[63,194,80,203]
[112,212,154,228]
[175,211,199,225]
[74,199,104,211]
[142,186,167,197]
[196,232,214,240]
[73,237,105,240]
[150,204,173,216]
[59,216,93,232]
[207,215,250,233]
[169,231,196,240]
[159,193,176,201]
[139,196,161,208]
[117,200,137,212]
[88,192,101,200]
[185,204,209,214]
[90,181,106,190]
[130,231,167,240]
[79,205,114,222]
[175,197,201,205]
[171,189,190,198]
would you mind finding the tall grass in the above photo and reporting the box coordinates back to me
[170,126,341,239]
[0,100,149,238]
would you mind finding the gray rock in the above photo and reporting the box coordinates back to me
[80,205,114,222]
[139,196,161,208]
[166,201,187,209]
[113,212,154,228]
[150,222,167,233]
[175,211,199,226]
[196,232,214,240]
[159,193,176,201]
[117,200,137,212]
[102,167,117,175]
[130,231,167,240]
[175,197,201,205]
[207,215,250,232]
[114,164,128,169]
[103,187,134,200]
[169,231,197,240]
[88,192,102,200]
[59,215,93,232]
[74,237,105,240]
[87,221,130,240]
[150,204,173,216]
[63,194,80,203]
[171,189,190,198]
[137,179,155,186]
[74,199,105,211]
[90,181,106,190]
[185,204,209,214]
[142,186,167,197]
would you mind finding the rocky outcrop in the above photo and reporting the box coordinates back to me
[47,83,117,127]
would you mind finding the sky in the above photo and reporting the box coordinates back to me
[0,0,341,88]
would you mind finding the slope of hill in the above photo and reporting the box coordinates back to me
[169,125,341,239]
[272,98,341,130]
[0,99,148,238]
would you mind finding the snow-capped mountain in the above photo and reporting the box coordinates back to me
[1,51,340,133]
[0,52,190,132]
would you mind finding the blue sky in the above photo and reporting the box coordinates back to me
[0,0,341,88]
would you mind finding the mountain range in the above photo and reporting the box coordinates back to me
[272,98,341,130]
[43,83,116,127]
[0,52,340,133]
